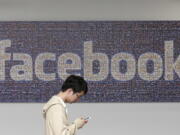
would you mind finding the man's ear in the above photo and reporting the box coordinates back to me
[67,88,73,95]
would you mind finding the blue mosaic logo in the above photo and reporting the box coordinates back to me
[0,21,180,102]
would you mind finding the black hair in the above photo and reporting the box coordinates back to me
[61,75,88,95]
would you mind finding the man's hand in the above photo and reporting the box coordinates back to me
[74,117,88,129]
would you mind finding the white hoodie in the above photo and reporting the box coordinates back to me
[42,96,77,135]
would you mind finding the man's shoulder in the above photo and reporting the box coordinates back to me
[43,96,65,114]
[48,103,64,112]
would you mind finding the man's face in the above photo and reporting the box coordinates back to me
[68,90,85,103]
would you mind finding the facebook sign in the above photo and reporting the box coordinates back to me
[0,21,180,102]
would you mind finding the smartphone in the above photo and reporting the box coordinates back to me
[84,116,91,120]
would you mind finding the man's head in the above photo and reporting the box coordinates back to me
[60,75,88,103]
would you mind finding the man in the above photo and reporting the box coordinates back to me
[42,75,88,135]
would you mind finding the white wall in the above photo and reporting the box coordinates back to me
[0,0,180,135]
[0,103,180,135]
[0,0,180,20]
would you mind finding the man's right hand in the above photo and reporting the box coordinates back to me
[74,117,88,129]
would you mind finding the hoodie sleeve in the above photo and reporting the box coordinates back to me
[46,104,77,135]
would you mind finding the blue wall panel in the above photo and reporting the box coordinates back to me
[0,21,180,102]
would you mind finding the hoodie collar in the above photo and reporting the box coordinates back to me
[54,95,66,108]
[42,95,68,118]
[55,95,68,114]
